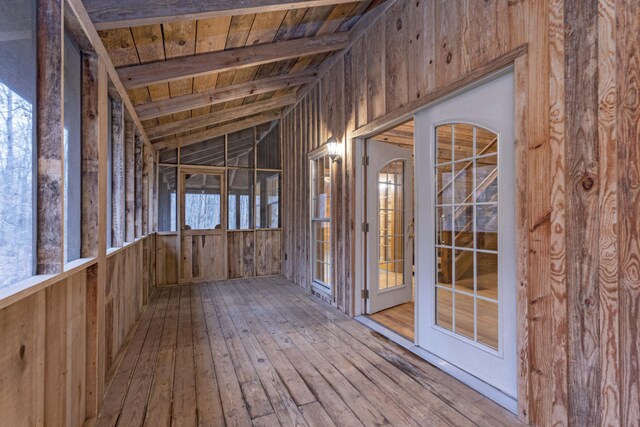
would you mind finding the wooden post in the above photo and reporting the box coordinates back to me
[81,53,100,258]
[135,132,143,238]
[125,114,135,241]
[84,56,108,418]
[111,99,126,247]
[36,0,64,274]
[142,145,150,236]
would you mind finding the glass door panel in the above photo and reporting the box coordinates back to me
[434,123,500,350]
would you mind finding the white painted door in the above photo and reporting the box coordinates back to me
[366,140,414,314]
[415,72,517,398]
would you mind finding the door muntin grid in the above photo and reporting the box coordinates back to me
[378,160,405,293]
[434,123,500,351]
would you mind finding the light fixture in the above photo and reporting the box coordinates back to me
[325,136,342,163]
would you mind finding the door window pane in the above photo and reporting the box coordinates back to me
[184,173,221,230]
[433,123,500,350]
[378,160,405,290]
[228,169,253,230]
[158,166,177,231]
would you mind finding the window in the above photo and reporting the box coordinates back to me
[0,0,37,288]
[227,128,254,168]
[228,169,253,230]
[106,98,113,247]
[310,153,332,290]
[180,136,224,166]
[434,123,500,350]
[183,173,221,230]
[256,121,280,169]
[64,33,82,262]
[256,171,280,229]
[158,166,177,232]
[156,124,281,234]
[159,148,177,164]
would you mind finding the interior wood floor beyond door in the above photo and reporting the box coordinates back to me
[369,302,415,341]
[95,276,522,427]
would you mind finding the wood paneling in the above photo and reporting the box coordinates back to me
[256,230,282,276]
[0,238,156,426]
[228,231,255,279]
[280,0,639,425]
[105,240,153,378]
[157,234,179,285]
[181,234,226,283]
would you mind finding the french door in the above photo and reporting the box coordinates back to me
[179,168,226,283]
[415,71,517,398]
[366,140,414,314]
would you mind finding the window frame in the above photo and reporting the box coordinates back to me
[308,145,333,293]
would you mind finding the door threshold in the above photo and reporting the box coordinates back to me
[355,315,518,414]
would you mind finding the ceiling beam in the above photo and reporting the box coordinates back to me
[85,0,367,30]
[136,68,318,121]
[146,95,296,140]
[154,111,281,150]
[119,33,348,90]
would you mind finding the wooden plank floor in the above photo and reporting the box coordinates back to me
[369,302,415,341]
[95,276,522,427]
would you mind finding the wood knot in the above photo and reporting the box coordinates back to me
[416,33,420,40]
[584,298,594,307]
[581,175,594,191]
[120,42,129,49]
[178,40,186,46]
[396,19,403,30]
[446,52,452,63]
[19,344,25,360]
[257,358,265,363]
[429,59,433,64]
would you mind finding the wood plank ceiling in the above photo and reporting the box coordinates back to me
[87,0,383,151]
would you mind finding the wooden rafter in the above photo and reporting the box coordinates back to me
[153,111,281,150]
[147,95,296,140]
[119,33,348,89]
[85,0,368,30]
[136,68,318,120]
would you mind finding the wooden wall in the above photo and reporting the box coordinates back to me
[0,236,156,426]
[156,230,282,285]
[280,0,639,425]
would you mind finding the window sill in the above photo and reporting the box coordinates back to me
[0,257,97,310]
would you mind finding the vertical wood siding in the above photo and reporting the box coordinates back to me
[280,0,640,424]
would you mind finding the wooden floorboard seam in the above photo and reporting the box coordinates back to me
[96,277,523,427]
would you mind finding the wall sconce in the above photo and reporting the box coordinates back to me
[325,136,342,163]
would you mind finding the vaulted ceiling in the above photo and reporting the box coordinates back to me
[83,0,386,151]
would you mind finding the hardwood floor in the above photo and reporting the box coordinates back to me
[95,276,521,426]
[369,302,415,341]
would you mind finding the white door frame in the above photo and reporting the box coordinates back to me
[352,66,518,413]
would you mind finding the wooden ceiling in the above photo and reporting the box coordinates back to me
[372,120,414,146]
[87,0,384,150]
